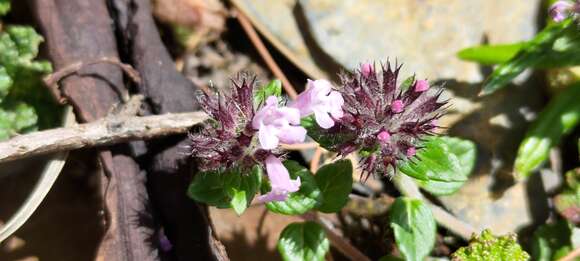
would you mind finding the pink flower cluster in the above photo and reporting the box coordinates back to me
[191,75,344,204]
[255,80,344,203]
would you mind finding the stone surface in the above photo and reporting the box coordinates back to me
[209,206,338,260]
[231,0,329,79]
[438,80,547,234]
[299,0,540,82]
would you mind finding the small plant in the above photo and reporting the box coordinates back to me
[452,230,530,261]
[458,1,580,178]
[186,62,481,260]
[0,0,59,140]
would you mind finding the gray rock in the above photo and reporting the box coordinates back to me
[299,0,540,82]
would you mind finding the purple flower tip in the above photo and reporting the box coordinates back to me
[256,155,301,203]
[406,147,416,157]
[391,100,404,113]
[430,119,438,127]
[377,130,391,142]
[550,1,573,22]
[159,231,173,252]
[361,63,373,77]
[415,80,429,92]
[291,79,344,129]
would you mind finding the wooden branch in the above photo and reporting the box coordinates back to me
[30,1,157,259]
[301,213,371,261]
[0,111,208,164]
[235,9,298,100]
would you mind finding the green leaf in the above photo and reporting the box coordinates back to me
[0,66,12,102]
[532,220,577,261]
[400,76,416,92]
[277,221,329,261]
[481,20,574,95]
[0,102,38,140]
[188,166,262,214]
[457,42,524,65]
[453,229,529,261]
[230,189,247,215]
[0,0,9,16]
[514,83,580,178]
[227,165,262,215]
[314,159,353,213]
[398,136,476,195]
[0,25,59,140]
[254,79,282,107]
[266,161,322,215]
[389,197,436,261]
[187,169,231,208]
[5,26,44,61]
[417,137,476,195]
[301,115,355,150]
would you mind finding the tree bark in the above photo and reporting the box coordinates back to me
[29,0,156,260]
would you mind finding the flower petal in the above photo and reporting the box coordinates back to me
[313,107,335,129]
[255,191,288,203]
[327,91,344,119]
[277,106,301,125]
[278,125,307,144]
[258,123,280,150]
[311,79,332,98]
[264,155,301,199]
[292,80,315,117]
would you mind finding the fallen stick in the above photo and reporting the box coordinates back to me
[301,212,371,261]
[0,111,208,164]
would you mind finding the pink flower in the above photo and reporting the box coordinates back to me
[291,79,344,129]
[415,80,430,92]
[361,63,374,77]
[252,96,307,150]
[391,99,404,113]
[550,1,573,22]
[256,155,301,203]
[406,147,417,157]
[377,130,391,142]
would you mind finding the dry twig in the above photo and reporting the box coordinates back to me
[310,147,323,172]
[0,111,208,163]
[280,142,319,151]
[235,9,298,100]
[43,57,142,104]
[301,212,371,261]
